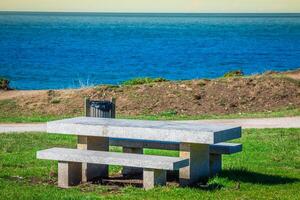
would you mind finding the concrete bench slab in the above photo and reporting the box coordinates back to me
[47,117,241,144]
[37,148,189,189]
[37,148,189,170]
[209,143,242,155]
[109,139,242,177]
[46,117,242,186]
[110,138,179,150]
[110,139,242,155]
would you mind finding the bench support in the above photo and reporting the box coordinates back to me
[209,154,222,176]
[122,147,143,177]
[77,136,109,182]
[143,169,167,190]
[58,161,82,188]
[179,143,209,186]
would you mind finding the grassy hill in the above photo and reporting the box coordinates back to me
[0,69,299,123]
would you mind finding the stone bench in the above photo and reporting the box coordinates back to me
[37,147,189,190]
[47,117,242,186]
[109,139,242,176]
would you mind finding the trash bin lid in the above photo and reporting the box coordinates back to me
[90,101,112,112]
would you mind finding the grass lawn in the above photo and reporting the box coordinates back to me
[0,129,299,199]
[0,107,299,123]
[120,107,300,121]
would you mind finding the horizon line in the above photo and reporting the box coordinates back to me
[0,11,300,14]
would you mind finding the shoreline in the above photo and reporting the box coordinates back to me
[1,68,299,92]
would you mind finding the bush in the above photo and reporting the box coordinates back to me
[50,99,61,104]
[122,77,168,86]
[159,109,178,117]
[0,77,10,90]
[223,70,244,78]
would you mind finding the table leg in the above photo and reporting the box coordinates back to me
[179,143,209,186]
[143,168,167,190]
[77,136,109,182]
[122,147,143,177]
[58,161,82,188]
[210,153,222,176]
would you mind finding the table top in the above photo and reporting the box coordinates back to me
[47,117,241,144]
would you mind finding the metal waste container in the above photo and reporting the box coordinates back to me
[85,98,116,118]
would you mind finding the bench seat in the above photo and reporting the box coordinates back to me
[37,148,189,189]
[209,143,242,155]
[110,139,242,154]
[109,139,242,176]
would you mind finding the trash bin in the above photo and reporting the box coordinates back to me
[89,100,114,118]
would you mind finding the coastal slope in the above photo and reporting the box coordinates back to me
[0,70,299,120]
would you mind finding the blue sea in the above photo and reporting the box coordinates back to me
[0,12,299,90]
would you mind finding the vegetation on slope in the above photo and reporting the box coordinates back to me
[0,77,10,90]
[122,77,168,86]
[0,70,299,123]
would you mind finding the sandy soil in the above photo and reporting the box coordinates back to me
[0,90,46,100]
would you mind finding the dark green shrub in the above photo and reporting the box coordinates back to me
[223,70,244,78]
[159,110,178,117]
[122,77,168,86]
[0,77,10,90]
[50,99,61,104]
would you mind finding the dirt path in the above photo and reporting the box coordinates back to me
[0,117,299,133]
[0,123,47,133]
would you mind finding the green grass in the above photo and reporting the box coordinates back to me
[0,99,16,107]
[0,107,299,123]
[120,107,300,121]
[0,129,299,199]
[122,77,168,86]
[0,99,77,123]
[223,70,244,78]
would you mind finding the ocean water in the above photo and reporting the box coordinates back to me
[0,12,299,90]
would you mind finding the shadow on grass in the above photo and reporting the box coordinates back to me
[102,174,224,191]
[193,183,224,191]
[101,175,143,188]
[3,169,297,192]
[220,169,299,185]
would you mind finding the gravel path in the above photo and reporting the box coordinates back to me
[0,117,299,133]
[0,123,47,133]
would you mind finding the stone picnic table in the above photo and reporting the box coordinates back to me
[40,117,242,189]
